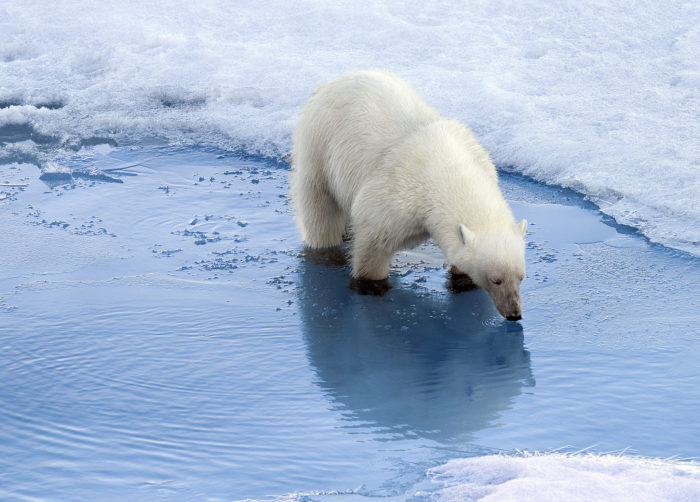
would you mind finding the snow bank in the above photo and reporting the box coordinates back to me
[1,1,698,254]
[428,453,700,502]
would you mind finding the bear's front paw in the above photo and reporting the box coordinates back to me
[447,271,479,293]
[349,277,392,296]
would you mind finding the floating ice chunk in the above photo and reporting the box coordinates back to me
[72,169,123,183]
[39,161,73,183]
[40,161,71,175]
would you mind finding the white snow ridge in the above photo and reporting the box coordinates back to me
[426,453,700,502]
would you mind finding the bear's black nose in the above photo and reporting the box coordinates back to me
[506,314,522,321]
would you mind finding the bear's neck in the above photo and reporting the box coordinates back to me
[425,176,515,264]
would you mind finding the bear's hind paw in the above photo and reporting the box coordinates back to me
[349,277,392,296]
[303,246,349,266]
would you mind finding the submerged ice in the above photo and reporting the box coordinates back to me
[1,1,699,254]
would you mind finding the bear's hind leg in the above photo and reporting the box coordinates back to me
[349,236,393,295]
[292,177,347,249]
[351,238,393,281]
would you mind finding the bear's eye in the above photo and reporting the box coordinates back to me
[490,278,503,286]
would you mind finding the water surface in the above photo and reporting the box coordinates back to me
[1,147,698,500]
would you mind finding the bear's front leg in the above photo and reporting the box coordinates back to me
[349,237,393,296]
[447,265,479,293]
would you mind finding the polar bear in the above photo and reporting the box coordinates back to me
[289,70,527,321]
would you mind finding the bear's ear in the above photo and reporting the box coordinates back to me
[458,224,475,247]
[517,219,528,237]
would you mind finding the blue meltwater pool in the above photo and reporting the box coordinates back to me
[1,146,699,500]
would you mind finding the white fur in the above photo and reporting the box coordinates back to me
[290,70,527,319]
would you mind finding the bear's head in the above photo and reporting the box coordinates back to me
[453,220,527,321]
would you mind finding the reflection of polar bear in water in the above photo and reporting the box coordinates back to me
[290,70,528,320]
[298,259,534,442]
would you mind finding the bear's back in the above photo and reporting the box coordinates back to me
[308,70,439,142]
[296,71,441,212]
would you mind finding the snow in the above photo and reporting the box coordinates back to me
[1,1,698,254]
[427,453,700,502]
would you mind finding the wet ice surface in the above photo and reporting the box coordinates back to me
[1,147,699,501]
